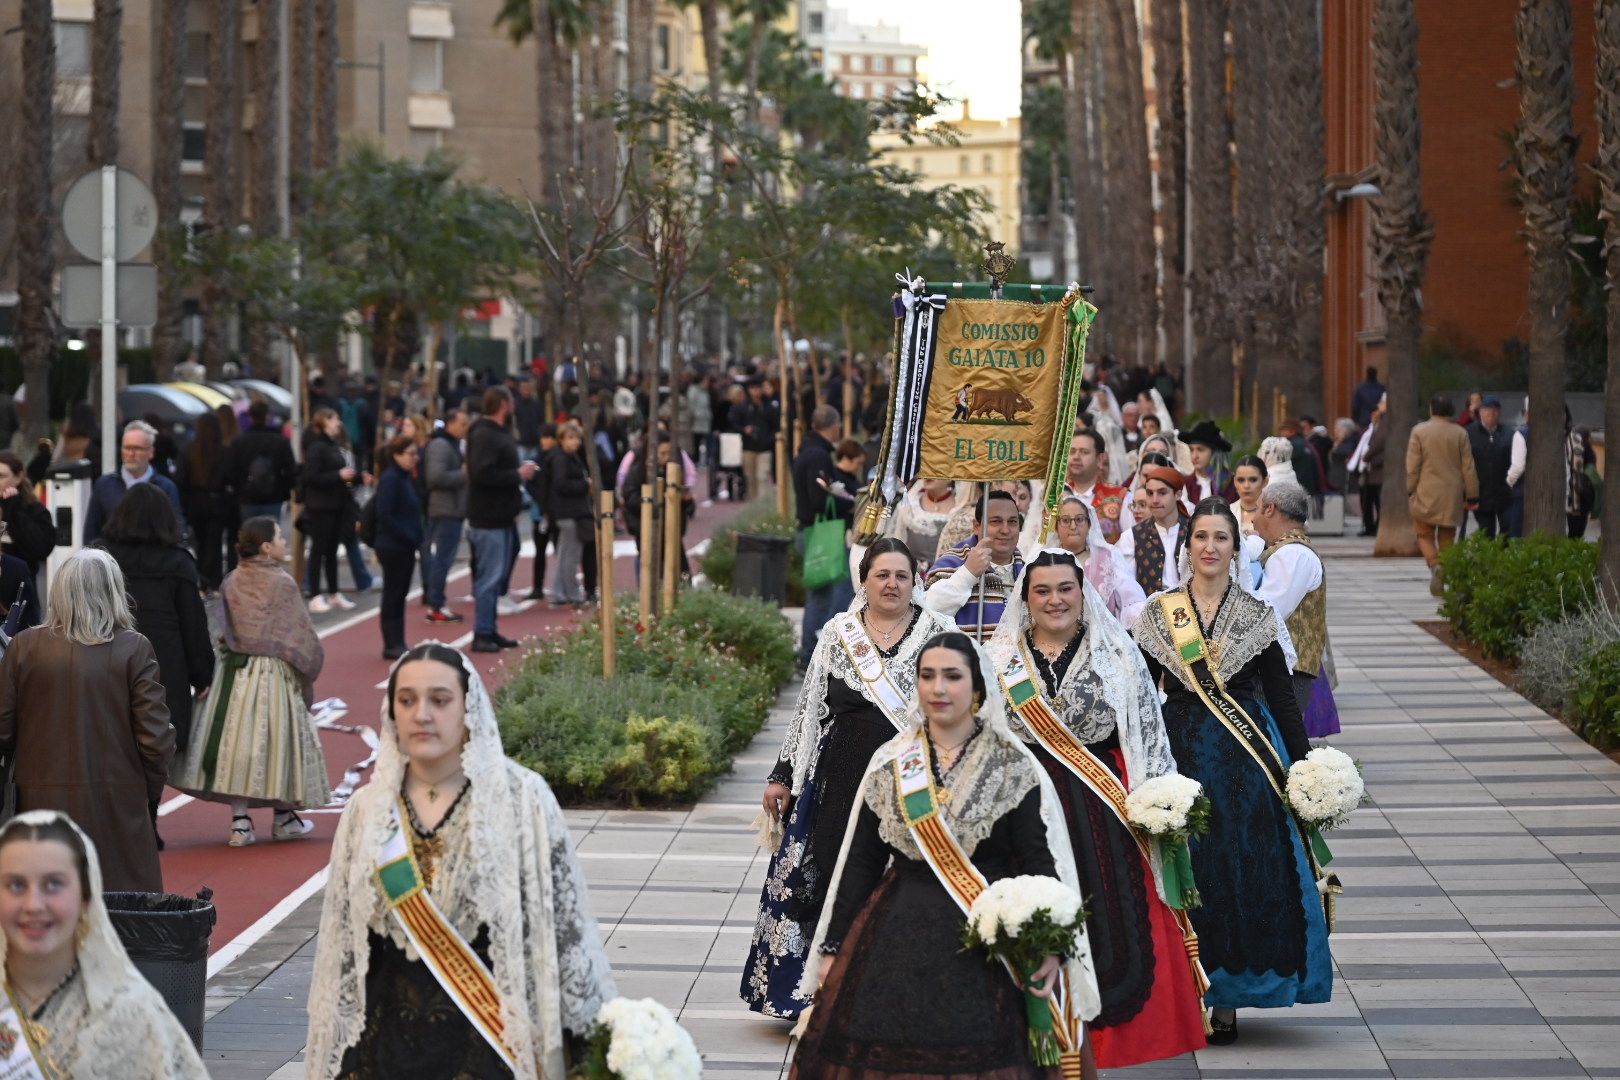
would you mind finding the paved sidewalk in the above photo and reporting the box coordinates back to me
[199,543,1620,1079]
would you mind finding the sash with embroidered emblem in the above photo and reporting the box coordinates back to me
[1154,593,1342,928]
[1000,649,1211,999]
[375,800,518,1071]
[0,986,52,1080]
[831,613,911,731]
[894,733,1086,1078]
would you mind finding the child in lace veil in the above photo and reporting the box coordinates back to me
[306,643,617,1079]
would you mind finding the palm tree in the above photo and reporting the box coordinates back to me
[202,0,240,376]
[152,0,189,380]
[1369,0,1432,558]
[1230,0,1283,406]
[1100,0,1157,368]
[1279,0,1325,417]
[1150,0,1186,379]
[89,0,121,166]
[289,0,315,218]
[314,0,339,171]
[255,0,284,237]
[17,0,55,444]
[1513,0,1576,537]
[1067,0,1105,313]
[1597,0,1620,595]
[1184,0,1233,415]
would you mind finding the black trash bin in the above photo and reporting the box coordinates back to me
[103,889,216,1049]
[732,532,791,605]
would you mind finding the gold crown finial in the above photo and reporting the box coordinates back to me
[980,241,1015,292]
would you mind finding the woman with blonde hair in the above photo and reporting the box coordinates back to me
[0,549,173,890]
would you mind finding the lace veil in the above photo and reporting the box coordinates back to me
[0,810,208,1078]
[305,645,616,1080]
[985,556,1179,901]
[796,637,1101,1023]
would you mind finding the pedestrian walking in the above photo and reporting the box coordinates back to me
[1406,394,1478,595]
[97,483,215,751]
[543,421,593,608]
[374,435,425,660]
[0,811,210,1078]
[1133,499,1333,1044]
[466,387,539,652]
[82,420,185,545]
[988,552,1207,1068]
[1568,422,1597,539]
[176,410,234,590]
[0,549,174,892]
[1350,366,1385,431]
[172,516,328,847]
[306,644,617,1079]
[792,406,855,667]
[745,539,957,1020]
[790,631,1101,1079]
[0,449,56,577]
[1346,394,1387,535]
[423,408,470,624]
[299,409,359,614]
[737,379,778,498]
[1466,397,1513,538]
[229,398,298,524]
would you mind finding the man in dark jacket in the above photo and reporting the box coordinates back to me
[228,399,298,522]
[1350,366,1386,430]
[423,408,470,623]
[1466,396,1513,538]
[83,420,186,545]
[791,405,853,668]
[736,380,777,499]
[465,387,538,652]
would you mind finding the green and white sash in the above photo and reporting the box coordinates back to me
[374,801,517,1071]
[0,989,51,1080]
[832,613,911,731]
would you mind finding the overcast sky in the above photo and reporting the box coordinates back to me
[848,0,1022,121]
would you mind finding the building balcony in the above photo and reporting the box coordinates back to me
[409,3,455,39]
[409,92,455,130]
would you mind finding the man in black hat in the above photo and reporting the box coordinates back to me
[1181,419,1235,503]
[1466,396,1513,538]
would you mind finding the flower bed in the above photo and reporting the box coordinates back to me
[496,589,796,804]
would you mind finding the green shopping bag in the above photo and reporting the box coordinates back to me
[802,497,848,591]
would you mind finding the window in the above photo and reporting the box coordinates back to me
[897,56,913,74]
[850,82,865,99]
[959,154,970,175]
[409,39,444,93]
[655,24,671,73]
[184,31,210,80]
[912,157,923,174]
[807,11,823,33]
[873,55,888,73]
[182,123,207,167]
[55,22,91,79]
[850,54,866,72]
[410,129,444,159]
[983,154,994,174]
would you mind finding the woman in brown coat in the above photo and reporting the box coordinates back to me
[0,548,174,892]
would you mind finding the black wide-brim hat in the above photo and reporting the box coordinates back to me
[1181,419,1232,452]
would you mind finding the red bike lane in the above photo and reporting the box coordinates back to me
[157,498,749,971]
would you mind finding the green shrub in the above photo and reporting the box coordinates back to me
[1569,640,1620,748]
[1518,605,1620,717]
[1438,533,1599,660]
[664,587,797,688]
[700,499,805,604]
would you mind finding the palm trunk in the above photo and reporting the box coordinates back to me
[203,0,240,377]
[1369,0,1432,557]
[1186,0,1233,415]
[1514,0,1575,537]
[1280,0,1326,416]
[90,0,121,166]
[289,0,315,218]
[152,0,188,381]
[255,0,284,236]
[1150,0,1186,378]
[1596,0,1620,598]
[17,0,55,445]
[314,0,338,169]
[1046,144,1067,284]
[1231,0,1281,404]
[1101,0,1158,367]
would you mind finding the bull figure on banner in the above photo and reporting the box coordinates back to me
[967,387,1034,424]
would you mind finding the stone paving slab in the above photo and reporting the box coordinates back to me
[201,546,1620,1078]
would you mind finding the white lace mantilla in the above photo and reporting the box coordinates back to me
[779,601,957,794]
[1134,585,1283,693]
[305,650,616,1080]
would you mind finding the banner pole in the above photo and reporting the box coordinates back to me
[976,483,989,644]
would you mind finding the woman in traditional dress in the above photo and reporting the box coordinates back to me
[307,643,616,1079]
[885,478,965,561]
[744,538,956,1019]
[986,551,1206,1068]
[0,810,208,1078]
[1229,455,1268,538]
[1131,498,1331,1044]
[173,516,329,846]
[792,631,1100,1080]
[1052,496,1147,623]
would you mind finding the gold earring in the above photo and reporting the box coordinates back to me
[75,917,89,948]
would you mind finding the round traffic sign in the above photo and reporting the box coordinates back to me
[61,168,159,262]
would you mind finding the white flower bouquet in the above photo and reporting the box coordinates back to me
[1123,773,1210,909]
[961,875,1087,1066]
[570,997,702,1080]
[1285,746,1365,830]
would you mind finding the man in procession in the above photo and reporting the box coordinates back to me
[1064,428,1127,544]
[924,488,1025,635]
[1115,464,1190,596]
[1250,480,1340,739]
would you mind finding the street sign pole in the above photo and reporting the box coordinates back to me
[100,166,118,476]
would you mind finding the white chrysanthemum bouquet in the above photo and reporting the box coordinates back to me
[1123,773,1211,909]
[571,997,701,1080]
[1285,746,1365,831]
[961,876,1087,1066]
